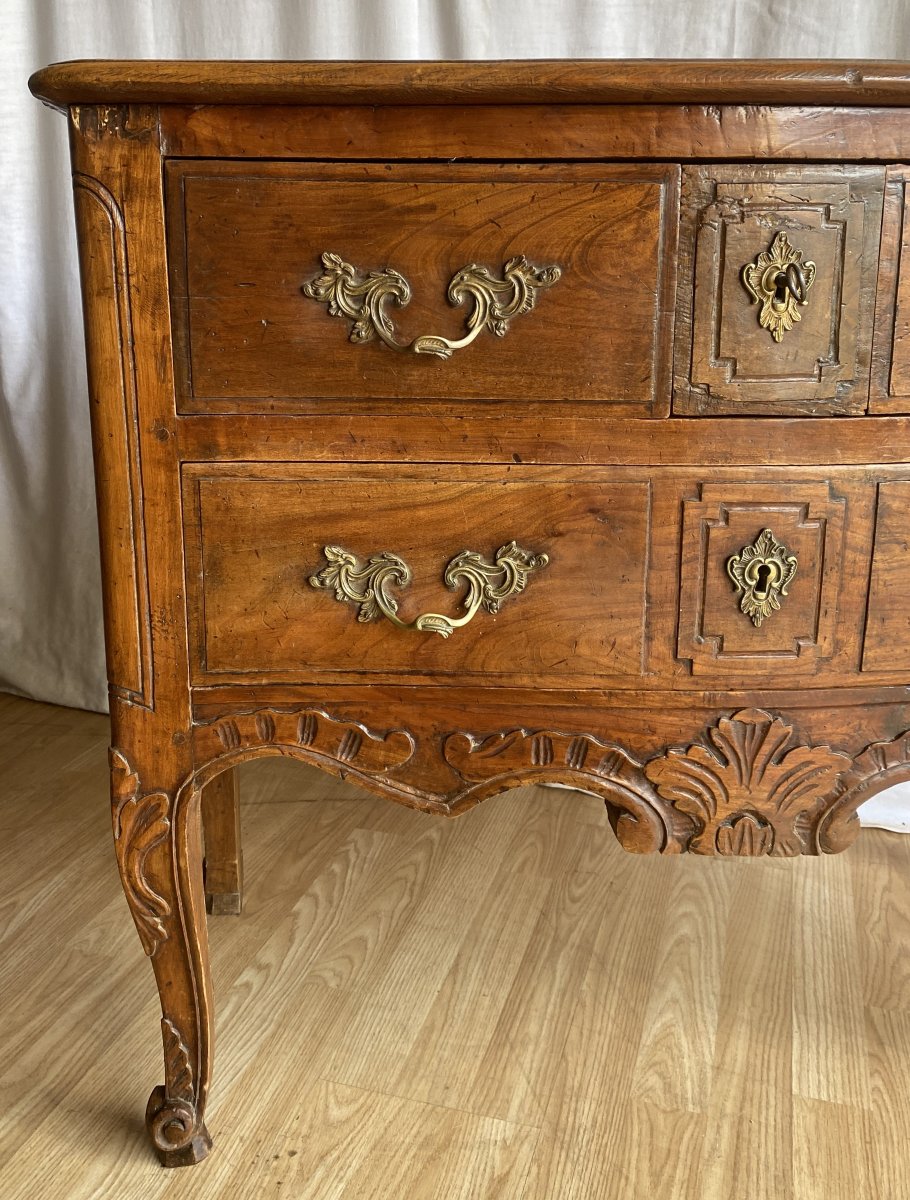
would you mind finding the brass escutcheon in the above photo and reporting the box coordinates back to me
[301,252,561,360]
[727,528,798,628]
[741,232,816,343]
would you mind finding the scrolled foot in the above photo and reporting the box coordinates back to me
[145,1085,212,1167]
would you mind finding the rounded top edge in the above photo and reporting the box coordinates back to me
[28,58,910,112]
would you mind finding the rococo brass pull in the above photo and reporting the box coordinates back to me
[301,252,561,360]
[309,542,549,638]
[741,232,816,343]
[727,528,798,628]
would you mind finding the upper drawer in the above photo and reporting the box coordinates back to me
[674,165,885,416]
[165,161,678,415]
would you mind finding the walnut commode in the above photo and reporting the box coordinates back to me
[29,58,910,1165]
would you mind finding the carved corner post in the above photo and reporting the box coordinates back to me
[69,104,214,1165]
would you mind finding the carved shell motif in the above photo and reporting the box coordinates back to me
[643,709,851,857]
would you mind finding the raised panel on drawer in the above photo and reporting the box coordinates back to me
[676,480,848,675]
[183,465,651,687]
[871,167,910,413]
[863,480,910,671]
[674,165,885,415]
[166,161,678,415]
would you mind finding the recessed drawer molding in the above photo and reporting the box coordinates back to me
[675,164,885,415]
[677,481,845,674]
[166,161,679,413]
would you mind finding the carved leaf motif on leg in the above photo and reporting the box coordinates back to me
[162,1017,195,1104]
[643,709,851,857]
[110,748,172,955]
[146,1017,201,1158]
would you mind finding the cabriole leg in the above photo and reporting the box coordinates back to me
[110,748,214,1166]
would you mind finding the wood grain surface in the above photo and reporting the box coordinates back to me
[167,162,677,413]
[183,464,651,686]
[675,166,884,415]
[872,167,910,413]
[3,692,910,1199]
[28,58,910,109]
[158,103,910,164]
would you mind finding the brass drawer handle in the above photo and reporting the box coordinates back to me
[310,542,548,638]
[741,232,816,343]
[727,528,798,627]
[301,252,561,360]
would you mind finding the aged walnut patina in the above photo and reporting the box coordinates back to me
[28,57,910,1167]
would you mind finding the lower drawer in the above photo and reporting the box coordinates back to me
[182,462,903,688]
[183,464,651,686]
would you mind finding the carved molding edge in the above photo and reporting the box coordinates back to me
[73,174,153,708]
[192,705,418,792]
[443,709,905,858]
[184,705,910,857]
[816,729,910,853]
[110,748,172,955]
[443,728,690,853]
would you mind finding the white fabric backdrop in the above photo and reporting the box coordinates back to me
[4,0,910,827]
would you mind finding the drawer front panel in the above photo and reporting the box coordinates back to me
[863,480,910,671]
[167,162,678,414]
[184,464,900,691]
[183,466,651,686]
[675,165,885,415]
[872,167,910,413]
[675,480,850,676]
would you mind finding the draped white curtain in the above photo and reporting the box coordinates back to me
[3,0,910,826]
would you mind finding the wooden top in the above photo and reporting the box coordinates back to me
[28,59,910,111]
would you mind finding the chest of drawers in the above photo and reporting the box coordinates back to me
[29,58,910,1166]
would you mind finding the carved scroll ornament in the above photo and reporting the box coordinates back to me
[110,748,172,956]
[184,706,910,858]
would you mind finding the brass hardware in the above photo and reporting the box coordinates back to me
[741,232,816,343]
[301,252,561,360]
[727,528,798,628]
[309,542,549,638]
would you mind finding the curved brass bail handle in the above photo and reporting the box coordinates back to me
[309,543,549,639]
[301,252,562,361]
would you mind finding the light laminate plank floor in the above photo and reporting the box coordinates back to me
[2,692,910,1199]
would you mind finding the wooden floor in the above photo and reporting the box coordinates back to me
[3,693,910,1199]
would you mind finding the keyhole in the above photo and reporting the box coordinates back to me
[754,563,774,599]
[773,272,790,305]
